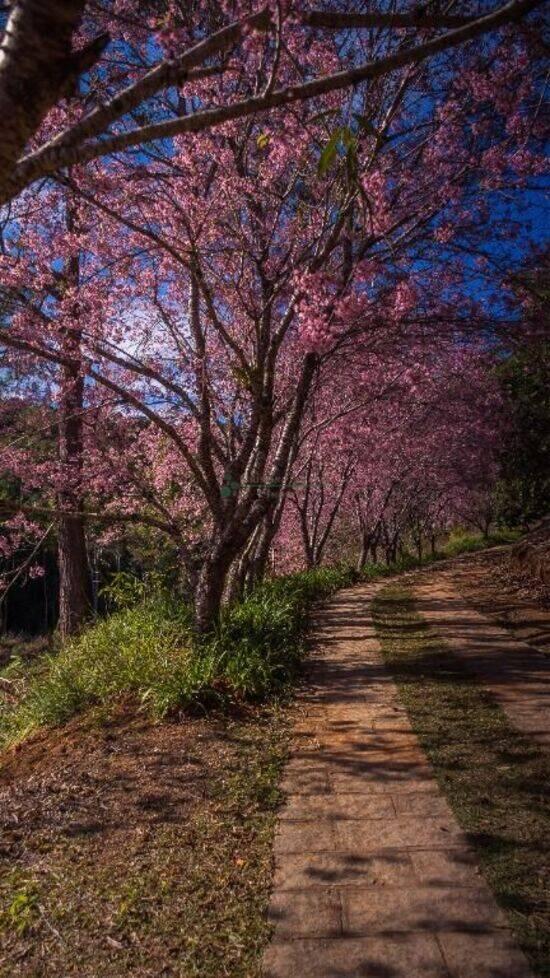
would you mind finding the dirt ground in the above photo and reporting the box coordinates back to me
[447,546,550,654]
[0,703,289,978]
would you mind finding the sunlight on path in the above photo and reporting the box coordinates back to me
[262,584,533,978]
[414,574,550,749]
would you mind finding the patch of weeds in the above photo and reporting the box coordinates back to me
[0,873,39,936]
[1,565,357,747]
[0,707,291,977]
[113,881,149,930]
[440,526,520,556]
[372,584,550,977]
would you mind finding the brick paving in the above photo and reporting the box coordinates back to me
[415,574,550,748]
[262,584,534,978]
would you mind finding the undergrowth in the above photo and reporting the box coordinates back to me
[440,525,520,556]
[372,584,549,977]
[0,565,357,746]
[0,528,517,747]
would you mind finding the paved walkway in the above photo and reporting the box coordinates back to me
[414,573,550,748]
[262,584,533,978]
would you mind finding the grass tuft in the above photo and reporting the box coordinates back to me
[0,529,518,748]
[0,565,356,746]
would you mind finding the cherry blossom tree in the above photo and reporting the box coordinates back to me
[276,342,504,570]
[0,0,543,205]
[0,0,546,632]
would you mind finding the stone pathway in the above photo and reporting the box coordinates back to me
[414,573,550,748]
[262,584,534,978]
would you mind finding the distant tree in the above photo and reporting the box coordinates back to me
[498,260,550,524]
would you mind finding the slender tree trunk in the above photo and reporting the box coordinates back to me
[358,523,380,570]
[243,495,283,592]
[382,524,393,564]
[57,364,92,635]
[357,532,370,572]
[223,552,249,607]
[57,507,91,634]
[245,522,272,593]
[387,531,399,564]
[247,528,270,589]
[56,215,92,636]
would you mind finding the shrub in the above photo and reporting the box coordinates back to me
[441,526,520,557]
[1,595,193,742]
[210,564,359,698]
[0,566,356,745]
[0,531,519,747]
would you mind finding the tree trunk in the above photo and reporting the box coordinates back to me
[57,508,91,635]
[57,359,92,635]
[246,522,273,590]
[223,550,250,607]
[387,532,399,564]
[194,550,233,635]
[0,0,90,204]
[244,438,303,591]
[357,530,371,572]
[195,355,317,632]
[56,214,92,636]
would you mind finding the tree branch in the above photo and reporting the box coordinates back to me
[5,0,542,202]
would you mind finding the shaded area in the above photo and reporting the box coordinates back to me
[447,547,550,653]
[0,704,290,977]
[372,585,550,978]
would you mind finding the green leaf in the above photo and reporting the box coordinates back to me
[318,128,344,176]
[318,126,356,176]
[353,113,378,136]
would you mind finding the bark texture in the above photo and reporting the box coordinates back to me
[0,0,104,202]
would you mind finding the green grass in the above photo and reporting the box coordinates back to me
[439,526,520,556]
[0,528,519,748]
[0,872,40,937]
[0,707,291,978]
[372,584,550,977]
[0,596,194,743]
[0,565,358,747]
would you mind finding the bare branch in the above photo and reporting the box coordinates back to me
[305,8,478,31]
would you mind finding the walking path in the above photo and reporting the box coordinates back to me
[414,572,550,748]
[262,583,534,978]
